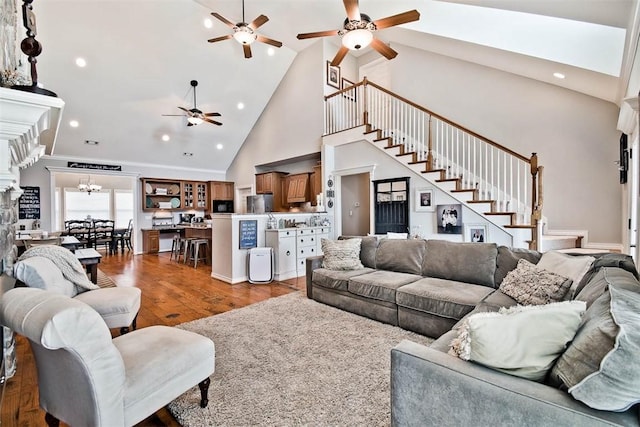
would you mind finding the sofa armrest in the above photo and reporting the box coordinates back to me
[305,256,324,299]
[391,340,639,427]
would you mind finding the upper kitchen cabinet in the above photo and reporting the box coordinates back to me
[256,172,288,211]
[183,181,208,210]
[142,178,183,211]
[210,181,234,201]
[310,165,322,205]
[286,173,310,204]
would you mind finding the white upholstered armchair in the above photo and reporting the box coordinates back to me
[0,287,215,427]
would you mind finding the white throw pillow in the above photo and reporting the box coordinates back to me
[386,232,408,240]
[449,300,586,382]
[537,251,595,298]
[13,257,76,297]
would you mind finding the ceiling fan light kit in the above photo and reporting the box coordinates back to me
[296,0,420,66]
[209,0,282,59]
[162,80,222,127]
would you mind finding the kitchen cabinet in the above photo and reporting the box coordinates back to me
[142,178,183,211]
[266,229,297,280]
[256,172,287,212]
[183,182,208,210]
[142,229,160,254]
[310,165,322,206]
[295,228,317,274]
[286,173,310,204]
[210,181,234,201]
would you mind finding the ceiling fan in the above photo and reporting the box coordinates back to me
[297,0,420,67]
[208,0,283,59]
[163,80,222,126]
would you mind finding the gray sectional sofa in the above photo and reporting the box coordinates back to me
[305,237,640,426]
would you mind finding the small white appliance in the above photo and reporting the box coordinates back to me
[247,247,274,284]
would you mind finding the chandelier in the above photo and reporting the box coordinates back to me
[78,176,102,195]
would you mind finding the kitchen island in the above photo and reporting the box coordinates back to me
[211,212,332,284]
[141,224,212,254]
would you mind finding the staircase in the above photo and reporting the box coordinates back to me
[324,78,547,250]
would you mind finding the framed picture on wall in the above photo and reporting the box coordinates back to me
[415,188,434,212]
[342,77,356,101]
[437,204,462,234]
[465,224,488,243]
[326,61,340,89]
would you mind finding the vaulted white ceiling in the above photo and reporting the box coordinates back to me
[32,0,637,173]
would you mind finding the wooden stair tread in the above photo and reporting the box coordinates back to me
[385,144,403,149]
[467,200,495,204]
[451,189,476,193]
[436,178,459,183]
[485,211,516,216]
[408,160,429,165]
[504,224,535,229]
[396,152,415,157]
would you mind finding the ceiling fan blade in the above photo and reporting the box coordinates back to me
[297,29,339,40]
[204,112,222,117]
[211,12,235,28]
[330,46,350,67]
[178,106,192,114]
[343,0,360,21]
[373,10,420,30]
[162,114,185,116]
[370,38,398,60]
[208,34,233,43]
[256,35,283,48]
[243,44,252,59]
[203,117,223,126]
[249,14,269,30]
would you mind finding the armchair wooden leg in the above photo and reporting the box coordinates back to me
[44,413,60,427]
[119,314,138,335]
[198,377,211,408]
[120,326,129,335]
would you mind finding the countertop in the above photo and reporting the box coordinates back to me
[141,224,212,231]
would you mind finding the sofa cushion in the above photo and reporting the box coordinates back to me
[574,253,639,297]
[449,301,586,382]
[347,271,422,303]
[494,246,542,286]
[422,240,498,288]
[550,276,640,411]
[536,251,595,299]
[396,278,494,321]
[573,267,628,308]
[375,239,426,275]
[480,290,518,309]
[13,257,76,297]
[312,268,374,291]
[338,235,379,269]
[321,238,364,270]
[499,259,572,305]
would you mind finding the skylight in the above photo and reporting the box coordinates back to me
[406,1,626,77]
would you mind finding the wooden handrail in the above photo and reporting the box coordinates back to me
[360,79,531,163]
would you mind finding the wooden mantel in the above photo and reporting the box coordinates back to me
[0,87,64,198]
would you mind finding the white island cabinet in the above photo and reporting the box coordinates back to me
[211,213,332,284]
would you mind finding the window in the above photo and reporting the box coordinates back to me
[114,190,134,228]
[64,189,111,221]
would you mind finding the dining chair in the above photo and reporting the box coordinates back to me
[113,219,133,253]
[91,219,115,253]
[64,220,92,248]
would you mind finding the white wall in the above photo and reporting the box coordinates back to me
[226,41,325,189]
[388,43,622,244]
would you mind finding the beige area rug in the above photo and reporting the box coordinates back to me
[96,269,116,288]
[167,292,433,426]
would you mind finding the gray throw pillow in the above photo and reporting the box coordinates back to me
[550,279,640,411]
[499,259,572,305]
[321,238,364,270]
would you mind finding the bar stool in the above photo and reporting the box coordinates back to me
[185,238,209,268]
[182,238,198,264]
[170,234,186,261]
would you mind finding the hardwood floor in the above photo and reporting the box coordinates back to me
[1,250,305,427]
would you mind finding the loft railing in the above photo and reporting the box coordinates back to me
[324,78,543,247]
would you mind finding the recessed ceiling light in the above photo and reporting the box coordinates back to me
[553,72,565,79]
[237,102,245,110]
[84,140,99,145]
[75,58,87,67]
[204,18,213,28]
[267,47,275,56]
[69,120,79,128]
[216,143,223,150]
[161,134,170,142]
[183,152,193,157]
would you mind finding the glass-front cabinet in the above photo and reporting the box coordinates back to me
[141,178,209,211]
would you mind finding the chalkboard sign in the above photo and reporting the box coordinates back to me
[19,186,41,220]
[239,220,258,249]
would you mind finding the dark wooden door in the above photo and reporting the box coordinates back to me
[373,177,410,234]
